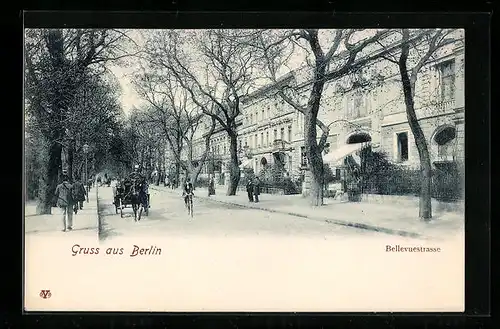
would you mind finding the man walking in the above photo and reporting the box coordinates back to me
[253,176,261,203]
[246,178,254,202]
[54,174,74,232]
[208,175,215,196]
[86,177,93,197]
[72,177,87,214]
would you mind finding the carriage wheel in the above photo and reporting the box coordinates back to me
[119,199,124,218]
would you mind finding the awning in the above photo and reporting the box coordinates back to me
[323,143,365,166]
[239,158,253,169]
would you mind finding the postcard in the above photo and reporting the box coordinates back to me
[24,26,465,312]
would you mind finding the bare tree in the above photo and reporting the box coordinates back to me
[390,29,456,221]
[142,29,259,195]
[134,71,216,187]
[25,28,134,214]
[253,29,392,206]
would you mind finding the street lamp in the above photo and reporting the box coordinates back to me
[83,143,89,203]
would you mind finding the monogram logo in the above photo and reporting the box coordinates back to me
[39,290,52,299]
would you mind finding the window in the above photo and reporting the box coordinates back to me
[280,127,285,141]
[287,125,292,142]
[266,131,269,146]
[244,137,248,147]
[260,132,264,148]
[255,111,258,122]
[274,129,277,141]
[267,106,270,119]
[396,132,409,162]
[347,92,364,119]
[357,93,367,117]
[438,60,455,101]
[300,146,308,166]
[250,113,253,124]
[239,139,242,150]
[254,134,257,148]
[223,144,226,154]
[434,126,457,160]
[438,143,451,159]
[262,109,265,120]
[329,135,338,149]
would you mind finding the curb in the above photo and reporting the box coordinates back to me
[95,184,103,237]
[150,186,430,240]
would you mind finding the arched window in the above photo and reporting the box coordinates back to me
[432,125,457,161]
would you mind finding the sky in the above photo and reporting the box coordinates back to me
[109,64,141,116]
[105,29,383,118]
[107,29,147,117]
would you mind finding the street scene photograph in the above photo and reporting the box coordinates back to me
[24,27,465,312]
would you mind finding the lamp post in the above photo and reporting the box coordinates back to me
[83,143,89,203]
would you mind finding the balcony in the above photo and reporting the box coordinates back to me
[238,145,253,158]
[272,139,292,153]
[417,99,456,118]
[435,99,456,113]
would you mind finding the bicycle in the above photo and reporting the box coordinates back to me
[184,192,194,218]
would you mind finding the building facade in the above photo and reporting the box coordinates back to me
[191,29,465,189]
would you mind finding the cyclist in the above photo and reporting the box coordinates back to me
[182,177,194,209]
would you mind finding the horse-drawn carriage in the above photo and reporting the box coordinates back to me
[113,177,149,221]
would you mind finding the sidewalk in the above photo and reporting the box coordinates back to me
[150,184,464,240]
[24,187,99,238]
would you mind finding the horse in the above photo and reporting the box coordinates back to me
[130,179,149,221]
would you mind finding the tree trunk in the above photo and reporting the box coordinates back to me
[226,133,240,196]
[192,149,211,189]
[67,140,74,182]
[174,162,180,188]
[36,140,62,215]
[399,43,432,221]
[305,135,324,206]
[304,78,326,206]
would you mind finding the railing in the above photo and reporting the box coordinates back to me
[419,99,456,117]
[435,99,455,113]
[238,145,253,158]
[272,139,291,152]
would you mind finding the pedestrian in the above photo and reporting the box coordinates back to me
[86,177,93,195]
[208,175,215,196]
[144,178,150,209]
[54,174,74,232]
[253,176,261,203]
[72,176,87,214]
[246,177,254,202]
